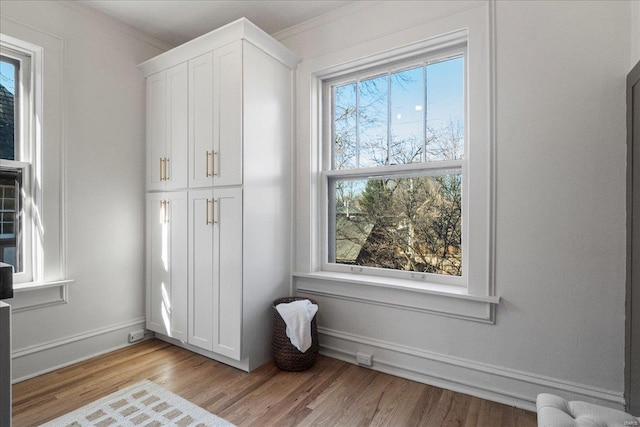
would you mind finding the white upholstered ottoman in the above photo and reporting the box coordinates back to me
[537,393,640,426]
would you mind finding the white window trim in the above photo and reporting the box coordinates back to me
[0,36,41,285]
[0,30,73,299]
[292,4,498,322]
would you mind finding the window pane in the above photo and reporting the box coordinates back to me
[358,75,388,168]
[390,66,424,165]
[333,83,357,170]
[0,173,21,272]
[332,56,465,169]
[2,216,14,235]
[330,173,462,276]
[0,57,16,160]
[426,56,464,161]
[2,194,14,211]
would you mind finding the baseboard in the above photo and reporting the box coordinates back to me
[12,317,147,383]
[318,327,625,412]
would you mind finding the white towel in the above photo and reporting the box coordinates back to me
[275,299,318,353]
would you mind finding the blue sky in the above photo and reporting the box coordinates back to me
[333,55,464,168]
[0,61,15,94]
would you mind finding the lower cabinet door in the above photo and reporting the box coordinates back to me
[146,192,188,341]
[188,187,243,360]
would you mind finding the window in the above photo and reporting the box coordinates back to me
[324,49,467,287]
[1,27,71,308]
[1,42,34,284]
[293,7,496,321]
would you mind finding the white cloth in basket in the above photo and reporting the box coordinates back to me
[276,299,318,353]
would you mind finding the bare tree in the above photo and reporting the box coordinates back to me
[332,71,463,276]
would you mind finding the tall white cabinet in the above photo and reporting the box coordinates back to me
[139,18,297,372]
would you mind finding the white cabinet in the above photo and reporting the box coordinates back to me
[188,188,242,359]
[146,63,188,190]
[146,192,188,342]
[140,18,297,372]
[189,41,243,188]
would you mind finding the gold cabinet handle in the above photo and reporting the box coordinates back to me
[206,151,212,177]
[206,198,217,225]
[160,157,170,181]
[160,200,169,223]
[206,151,217,178]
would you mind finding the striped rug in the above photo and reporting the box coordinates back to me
[40,380,235,426]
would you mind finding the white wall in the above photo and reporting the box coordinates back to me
[281,0,633,410]
[632,0,640,67]
[1,1,168,380]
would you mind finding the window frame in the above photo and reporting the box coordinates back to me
[1,35,42,286]
[321,46,468,288]
[0,24,73,312]
[292,5,498,322]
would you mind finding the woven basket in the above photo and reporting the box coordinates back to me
[272,297,319,371]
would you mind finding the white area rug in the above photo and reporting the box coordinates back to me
[40,380,235,427]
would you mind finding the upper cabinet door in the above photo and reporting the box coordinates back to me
[146,63,188,190]
[189,52,214,188]
[213,41,243,187]
[189,41,243,188]
[146,71,167,190]
[166,63,189,189]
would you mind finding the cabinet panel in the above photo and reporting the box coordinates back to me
[146,63,188,191]
[213,42,243,187]
[188,189,214,351]
[166,64,189,189]
[188,188,242,359]
[146,72,166,190]
[189,42,242,188]
[189,53,214,188]
[212,187,242,359]
[146,192,188,341]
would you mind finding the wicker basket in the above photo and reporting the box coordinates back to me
[272,297,319,371]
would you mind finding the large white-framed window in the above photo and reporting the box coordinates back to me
[0,40,36,285]
[323,45,467,288]
[292,4,498,322]
[1,23,72,311]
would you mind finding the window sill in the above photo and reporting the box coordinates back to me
[14,279,75,292]
[293,271,499,323]
[11,279,74,313]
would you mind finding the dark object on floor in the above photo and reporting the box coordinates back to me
[0,262,13,300]
[272,296,319,371]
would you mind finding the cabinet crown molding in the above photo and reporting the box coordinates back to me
[138,17,299,76]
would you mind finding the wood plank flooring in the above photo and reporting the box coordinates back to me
[12,339,537,426]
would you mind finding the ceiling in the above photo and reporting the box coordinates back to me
[78,0,355,47]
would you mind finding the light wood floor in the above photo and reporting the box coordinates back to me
[12,339,537,426]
